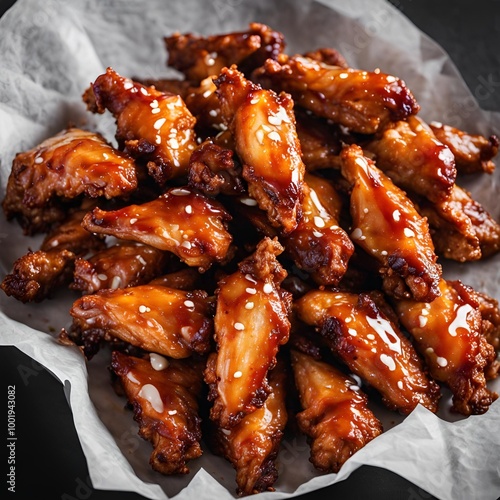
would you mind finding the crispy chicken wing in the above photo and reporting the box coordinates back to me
[187,139,245,197]
[83,67,197,186]
[111,351,204,474]
[429,121,498,175]
[303,47,349,68]
[81,187,233,272]
[71,242,170,294]
[0,249,76,303]
[366,116,457,203]
[165,22,285,83]
[290,349,382,472]
[205,237,291,428]
[295,289,441,414]
[214,66,305,234]
[68,285,213,359]
[340,144,442,302]
[211,360,288,496]
[392,278,498,415]
[253,55,420,134]
[2,128,138,234]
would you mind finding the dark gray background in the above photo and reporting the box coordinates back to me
[1,0,499,499]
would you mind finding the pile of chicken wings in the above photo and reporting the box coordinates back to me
[2,22,500,497]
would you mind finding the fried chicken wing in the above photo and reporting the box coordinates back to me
[2,128,138,234]
[68,285,213,359]
[187,139,245,197]
[165,22,285,83]
[281,174,354,285]
[205,237,291,428]
[290,349,382,472]
[295,289,441,414]
[214,66,305,234]
[253,55,420,134]
[429,121,498,175]
[71,242,170,294]
[392,278,498,415]
[111,351,204,474]
[303,47,349,69]
[366,116,457,203]
[211,360,288,496]
[83,67,197,186]
[340,144,442,302]
[0,249,76,303]
[81,187,233,272]
[40,206,105,256]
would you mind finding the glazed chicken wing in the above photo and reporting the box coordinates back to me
[392,278,498,415]
[211,360,288,496]
[413,182,500,261]
[82,187,233,272]
[187,139,245,197]
[71,242,170,294]
[83,67,197,186]
[68,285,213,359]
[204,237,291,428]
[429,121,498,175]
[165,22,285,83]
[0,249,76,303]
[295,289,441,414]
[2,128,138,234]
[366,116,457,203]
[290,349,383,472]
[214,66,305,234]
[281,174,354,286]
[111,351,204,474]
[253,55,420,134]
[340,144,442,302]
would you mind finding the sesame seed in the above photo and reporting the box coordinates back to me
[363,208,369,214]
[184,300,195,309]
[150,100,159,108]
[345,317,352,323]
[180,241,192,249]
[97,274,107,281]
[233,371,242,379]
[426,347,434,355]
[168,410,178,415]
[351,228,363,239]
[102,153,109,160]
[250,97,259,104]
[209,109,218,117]
[349,385,360,391]
[151,107,161,114]
[234,322,245,331]
[419,315,428,327]
[136,256,147,266]
[123,81,134,90]
[246,287,257,295]
[313,216,325,228]
[267,131,281,141]
[111,276,122,289]
[139,305,151,313]
[155,135,161,144]
[34,156,43,164]
[168,138,179,149]
[392,210,401,221]
[263,283,273,294]
[348,328,357,336]
[256,129,264,144]
[380,353,396,371]
[312,230,322,237]
[268,115,282,126]
[436,357,448,367]
[245,274,257,283]
[171,188,191,196]
[130,218,137,224]
[202,90,212,98]
[366,333,375,340]
[339,72,349,79]
[140,87,149,96]
[245,301,254,310]
[380,250,388,256]
[240,197,257,206]
[154,118,166,130]
[221,428,231,435]
[185,205,193,214]
[404,228,415,237]
[397,380,404,390]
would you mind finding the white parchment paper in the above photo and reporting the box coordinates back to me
[1,1,499,499]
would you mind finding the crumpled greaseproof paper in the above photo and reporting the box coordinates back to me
[0,1,499,499]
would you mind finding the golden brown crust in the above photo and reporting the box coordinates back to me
[111,351,204,475]
[295,289,441,414]
[291,349,383,472]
